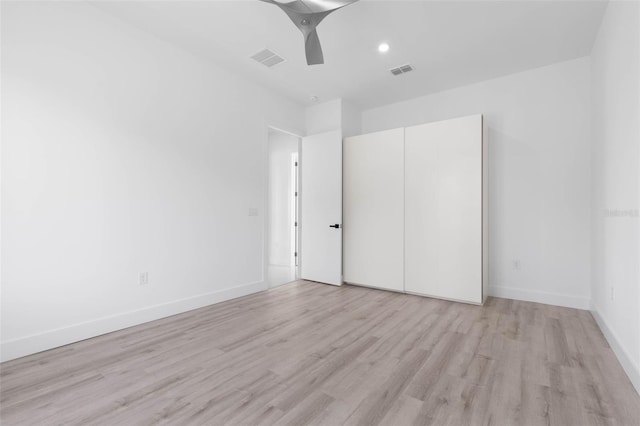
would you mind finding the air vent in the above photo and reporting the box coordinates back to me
[251,49,286,68]
[390,64,414,76]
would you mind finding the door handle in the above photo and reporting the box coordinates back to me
[329,224,341,229]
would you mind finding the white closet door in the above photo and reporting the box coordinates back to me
[343,128,404,291]
[405,115,482,303]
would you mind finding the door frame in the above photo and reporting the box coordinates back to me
[290,152,299,269]
[265,126,302,288]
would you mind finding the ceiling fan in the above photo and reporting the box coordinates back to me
[259,0,360,65]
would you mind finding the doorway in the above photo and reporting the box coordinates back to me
[267,128,300,288]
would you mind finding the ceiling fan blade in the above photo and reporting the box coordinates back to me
[260,0,359,65]
[304,28,324,65]
[261,0,357,16]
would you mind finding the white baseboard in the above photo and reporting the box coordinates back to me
[591,307,640,396]
[489,285,591,310]
[0,281,267,363]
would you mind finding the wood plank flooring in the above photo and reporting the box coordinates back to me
[1,281,639,425]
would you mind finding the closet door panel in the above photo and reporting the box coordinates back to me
[405,115,482,303]
[343,128,404,291]
[404,129,439,297]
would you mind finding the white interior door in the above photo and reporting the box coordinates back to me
[300,130,343,286]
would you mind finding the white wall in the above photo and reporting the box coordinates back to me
[305,99,342,135]
[305,98,362,137]
[341,100,362,139]
[362,57,593,310]
[1,2,304,361]
[267,130,298,266]
[590,0,640,393]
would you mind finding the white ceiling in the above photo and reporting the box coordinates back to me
[94,0,608,109]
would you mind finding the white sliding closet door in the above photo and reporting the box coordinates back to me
[405,115,483,303]
[343,128,404,291]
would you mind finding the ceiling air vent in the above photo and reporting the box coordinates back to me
[251,49,286,68]
[390,64,414,76]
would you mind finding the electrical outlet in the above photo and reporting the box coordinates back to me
[512,260,521,270]
[139,272,149,286]
[610,286,614,301]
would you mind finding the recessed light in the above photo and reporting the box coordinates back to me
[378,42,390,53]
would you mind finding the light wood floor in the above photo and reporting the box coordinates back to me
[1,281,639,425]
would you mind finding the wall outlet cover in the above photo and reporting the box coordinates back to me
[139,272,149,285]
